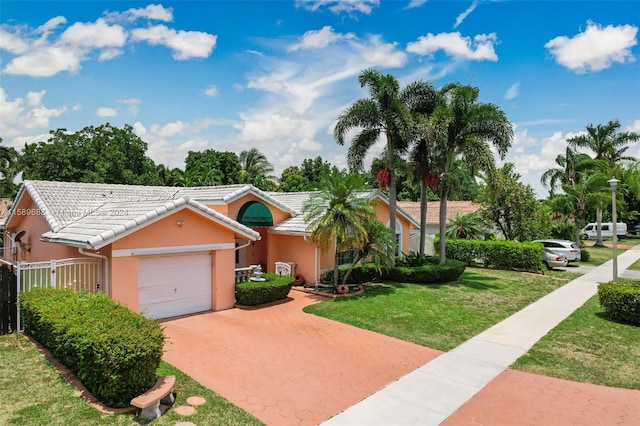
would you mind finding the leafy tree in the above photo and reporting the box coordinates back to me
[277,166,310,192]
[430,84,513,263]
[480,163,551,241]
[20,124,160,185]
[184,149,241,186]
[301,156,340,189]
[445,211,486,240]
[567,119,639,246]
[334,69,415,242]
[239,148,277,191]
[0,137,20,198]
[303,172,376,291]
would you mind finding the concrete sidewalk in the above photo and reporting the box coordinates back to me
[322,244,640,426]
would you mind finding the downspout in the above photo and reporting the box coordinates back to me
[78,248,109,296]
[303,234,318,288]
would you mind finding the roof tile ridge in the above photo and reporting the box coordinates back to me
[24,181,64,233]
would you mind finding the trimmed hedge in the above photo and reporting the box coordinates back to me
[235,273,294,306]
[321,259,466,285]
[597,280,640,326]
[19,289,164,407]
[445,239,543,272]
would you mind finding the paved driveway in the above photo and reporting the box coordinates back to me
[161,290,441,425]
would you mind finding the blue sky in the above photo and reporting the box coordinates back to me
[2,0,639,197]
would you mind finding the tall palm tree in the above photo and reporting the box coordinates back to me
[303,172,375,291]
[334,69,414,247]
[540,147,591,195]
[567,119,639,246]
[239,148,277,191]
[430,84,513,263]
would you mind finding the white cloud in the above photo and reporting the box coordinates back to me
[504,82,520,100]
[625,119,640,133]
[131,25,217,60]
[104,4,174,22]
[72,104,82,111]
[120,98,141,115]
[288,26,354,51]
[5,47,83,77]
[454,0,480,29]
[0,88,66,145]
[545,21,638,73]
[204,85,218,97]
[295,0,380,15]
[406,32,498,61]
[406,0,427,9]
[96,107,117,117]
[0,29,30,54]
[60,19,127,48]
[132,121,147,136]
[298,138,323,151]
[36,16,68,34]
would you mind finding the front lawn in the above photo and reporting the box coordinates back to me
[581,246,627,266]
[512,294,640,389]
[304,268,579,351]
[0,333,263,426]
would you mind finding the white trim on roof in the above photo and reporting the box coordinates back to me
[112,243,234,257]
[220,184,299,216]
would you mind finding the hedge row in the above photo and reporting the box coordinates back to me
[235,273,294,306]
[20,289,164,407]
[597,281,640,326]
[444,239,543,272]
[321,259,466,285]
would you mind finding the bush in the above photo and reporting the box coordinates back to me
[19,289,164,407]
[581,249,591,262]
[320,260,465,285]
[235,273,293,306]
[445,239,543,272]
[396,252,439,267]
[597,281,640,326]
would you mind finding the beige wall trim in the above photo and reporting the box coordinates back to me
[112,243,234,257]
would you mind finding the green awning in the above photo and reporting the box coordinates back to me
[237,201,273,227]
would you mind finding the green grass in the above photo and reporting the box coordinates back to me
[0,333,263,426]
[304,267,580,351]
[512,293,640,390]
[581,246,627,266]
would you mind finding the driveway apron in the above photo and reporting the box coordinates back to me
[161,291,441,425]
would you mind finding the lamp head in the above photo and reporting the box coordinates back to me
[607,177,620,192]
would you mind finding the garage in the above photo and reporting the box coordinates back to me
[139,252,212,319]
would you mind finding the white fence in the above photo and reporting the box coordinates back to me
[0,258,103,294]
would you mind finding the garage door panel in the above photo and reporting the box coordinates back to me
[139,253,212,319]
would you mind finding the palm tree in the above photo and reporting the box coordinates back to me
[303,172,375,291]
[342,219,396,283]
[445,211,486,240]
[431,84,513,263]
[334,69,414,247]
[567,119,639,246]
[239,148,277,191]
[540,147,591,195]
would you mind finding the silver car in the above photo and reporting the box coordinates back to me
[533,239,581,263]
[543,248,568,269]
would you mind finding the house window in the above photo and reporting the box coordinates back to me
[337,249,358,266]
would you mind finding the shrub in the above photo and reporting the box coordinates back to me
[321,260,465,285]
[19,289,164,407]
[597,280,640,326]
[396,252,438,267]
[445,239,543,272]
[235,273,293,306]
[581,249,591,262]
[320,263,385,285]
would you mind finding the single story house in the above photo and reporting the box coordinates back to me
[4,180,418,319]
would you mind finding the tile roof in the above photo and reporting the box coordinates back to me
[397,201,482,225]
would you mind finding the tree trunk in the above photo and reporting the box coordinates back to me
[419,184,428,255]
[333,250,340,291]
[594,204,604,247]
[389,167,397,263]
[439,190,448,264]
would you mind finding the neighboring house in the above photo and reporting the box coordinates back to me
[397,201,482,253]
[4,180,418,319]
[0,198,13,256]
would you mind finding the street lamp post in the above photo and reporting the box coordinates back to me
[608,177,620,283]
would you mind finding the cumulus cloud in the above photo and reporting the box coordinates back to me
[0,88,66,145]
[288,26,354,51]
[295,0,380,15]
[545,21,638,73]
[120,98,141,115]
[131,25,217,60]
[105,4,174,22]
[96,106,117,117]
[504,82,520,100]
[406,32,498,61]
[204,85,218,97]
[60,19,127,48]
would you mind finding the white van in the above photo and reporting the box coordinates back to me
[582,222,628,239]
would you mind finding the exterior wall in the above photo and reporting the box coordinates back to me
[4,192,93,262]
[110,209,239,313]
[373,202,414,254]
[226,194,291,225]
[244,227,268,269]
[267,233,317,284]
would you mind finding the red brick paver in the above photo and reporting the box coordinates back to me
[444,369,640,426]
[161,291,440,426]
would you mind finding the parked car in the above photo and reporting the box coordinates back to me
[581,222,628,239]
[533,239,581,262]
[633,224,640,236]
[542,248,568,269]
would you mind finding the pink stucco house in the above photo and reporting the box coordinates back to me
[4,180,418,319]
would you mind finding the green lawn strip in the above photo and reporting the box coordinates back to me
[0,333,263,426]
[629,258,640,271]
[581,246,626,266]
[512,295,640,390]
[304,268,579,351]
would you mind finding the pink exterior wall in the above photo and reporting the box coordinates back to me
[267,233,317,284]
[373,202,413,254]
[109,208,240,313]
[225,194,291,226]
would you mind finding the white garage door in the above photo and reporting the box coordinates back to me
[139,253,212,319]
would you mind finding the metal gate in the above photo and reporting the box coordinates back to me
[0,263,17,335]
